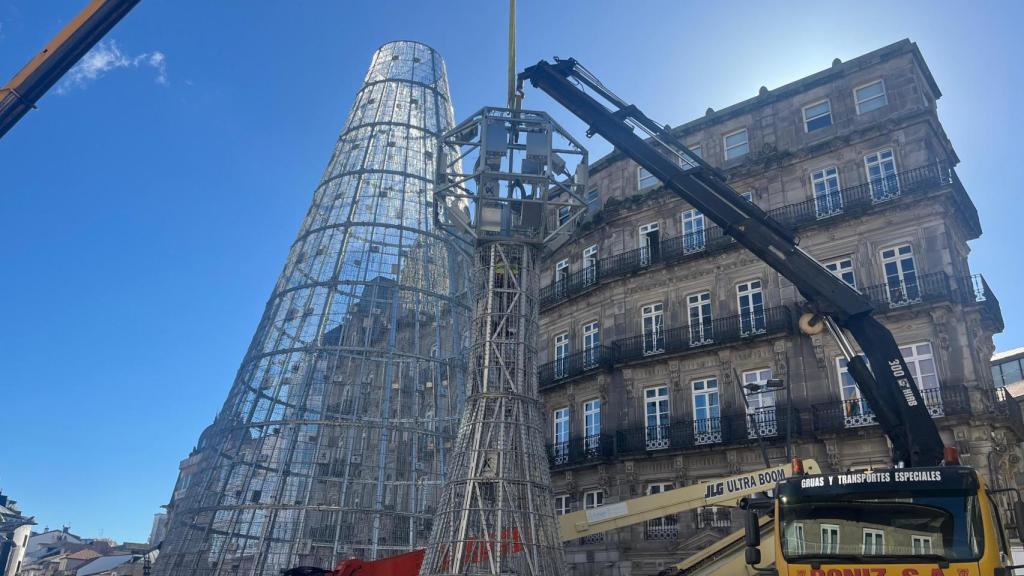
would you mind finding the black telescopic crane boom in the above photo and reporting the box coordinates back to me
[519,57,945,467]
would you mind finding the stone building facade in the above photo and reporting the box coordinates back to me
[535,40,1020,575]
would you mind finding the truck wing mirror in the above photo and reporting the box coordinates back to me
[745,546,761,566]
[743,508,762,567]
[744,509,761,547]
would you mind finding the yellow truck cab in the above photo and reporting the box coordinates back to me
[762,466,1020,576]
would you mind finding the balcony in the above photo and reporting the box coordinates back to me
[544,385,975,469]
[695,507,732,529]
[616,422,729,455]
[538,346,615,391]
[768,163,949,229]
[644,521,679,541]
[614,407,801,456]
[811,385,970,433]
[547,434,614,469]
[540,163,955,311]
[970,274,1004,332]
[744,405,799,440]
[995,387,1024,439]
[613,306,792,365]
[859,271,951,312]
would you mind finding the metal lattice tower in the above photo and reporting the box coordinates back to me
[154,41,469,576]
[424,108,587,575]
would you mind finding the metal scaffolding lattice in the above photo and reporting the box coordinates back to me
[424,108,588,575]
[153,41,469,576]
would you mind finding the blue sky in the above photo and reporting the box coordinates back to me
[1,0,1021,543]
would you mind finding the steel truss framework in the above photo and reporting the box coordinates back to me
[153,41,469,576]
[423,109,587,575]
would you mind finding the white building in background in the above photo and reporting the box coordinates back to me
[0,491,35,576]
[147,514,167,547]
[993,347,1024,389]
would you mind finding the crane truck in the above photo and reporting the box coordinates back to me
[517,57,1024,575]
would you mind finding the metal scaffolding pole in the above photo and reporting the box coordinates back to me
[153,41,469,576]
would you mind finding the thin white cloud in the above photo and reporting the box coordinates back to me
[58,39,168,93]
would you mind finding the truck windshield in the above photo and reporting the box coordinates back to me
[780,493,984,562]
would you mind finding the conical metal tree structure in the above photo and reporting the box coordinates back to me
[154,41,469,576]
[424,108,588,575]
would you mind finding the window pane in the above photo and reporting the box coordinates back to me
[725,131,747,147]
[805,101,829,118]
[857,81,884,100]
[639,167,658,190]
[805,100,833,131]
[860,97,885,112]
[1003,361,1023,385]
[806,115,832,131]
[724,129,749,160]
[856,81,888,113]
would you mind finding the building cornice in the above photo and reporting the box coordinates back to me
[588,39,941,177]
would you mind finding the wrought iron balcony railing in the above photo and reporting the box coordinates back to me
[538,346,615,391]
[543,386,975,468]
[695,507,732,529]
[613,306,791,364]
[768,163,949,229]
[547,434,614,468]
[970,273,1004,331]
[995,387,1024,440]
[811,385,970,433]
[742,405,803,440]
[536,272,997,392]
[644,521,679,541]
[614,407,801,456]
[615,421,731,455]
[540,163,954,310]
[859,271,951,312]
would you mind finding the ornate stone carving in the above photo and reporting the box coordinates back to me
[773,341,789,380]
[825,439,841,470]
[673,456,688,485]
[564,471,576,494]
[624,461,637,484]
[726,451,742,475]
[992,431,1009,454]
[624,380,636,400]
[810,333,827,370]
[928,309,952,352]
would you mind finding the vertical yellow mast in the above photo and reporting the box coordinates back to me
[507,0,518,110]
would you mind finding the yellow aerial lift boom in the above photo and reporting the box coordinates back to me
[560,459,820,541]
[288,460,821,575]
[0,0,140,139]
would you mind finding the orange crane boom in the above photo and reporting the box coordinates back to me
[0,0,140,139]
